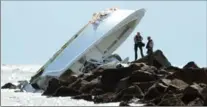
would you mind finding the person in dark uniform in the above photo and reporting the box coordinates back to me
[134,32,145,60]
[146,36,154,65]
[146,36,154,55]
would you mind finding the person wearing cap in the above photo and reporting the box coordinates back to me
[146,36,154,65]
[146,36,154,55]
[134,32,145,60]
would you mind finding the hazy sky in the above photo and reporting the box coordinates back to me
[1,1,207,67]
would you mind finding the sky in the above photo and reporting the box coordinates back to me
[1,1,207,67]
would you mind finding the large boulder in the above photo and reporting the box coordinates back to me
[144,81,168,100]
[116,85,144,101]
[166,68,207,85]
[128,70,158,83]
[83,72,100,82]
[116,77,130,92]
[157,68,171,75]
[204,98,207,106]
[42,78,71,96]
[128,62,147,71]
[90,88,105,96]
[72,94,93,101]
[132,50,171,69]
[157,93,185,106]
[119,101,130,106]
[183,84,207,106]
[183,61,199,69]
[93,92,117,103]
[101,67,133,91]
[182,83,204,104]
[201,87,207,103]
[143,78,182,101]
[91,68,105,76]
[165,66,182,74]
[130,63,159,75]
[187,97,204,106]
[67,79,82,91]
[79,78,101,94]
[133,81,156,93]
[115,64,158,92]
[168,78,189,90]
[52,86,81,97]
[1,83,17,89]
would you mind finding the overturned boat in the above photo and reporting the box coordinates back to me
[29,8,146,91]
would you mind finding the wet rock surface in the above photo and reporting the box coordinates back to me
[72,94,93,101]
[1,83,18,89]
[119,101,130,106]
[2,50,207,106]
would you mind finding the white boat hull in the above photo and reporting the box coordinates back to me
[30,8,146,89]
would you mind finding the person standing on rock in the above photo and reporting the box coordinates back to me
[146,36,154,55]
[146,36,154,65]
[134,32,145,60]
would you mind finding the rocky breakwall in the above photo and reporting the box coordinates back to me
[2,50,207,106]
